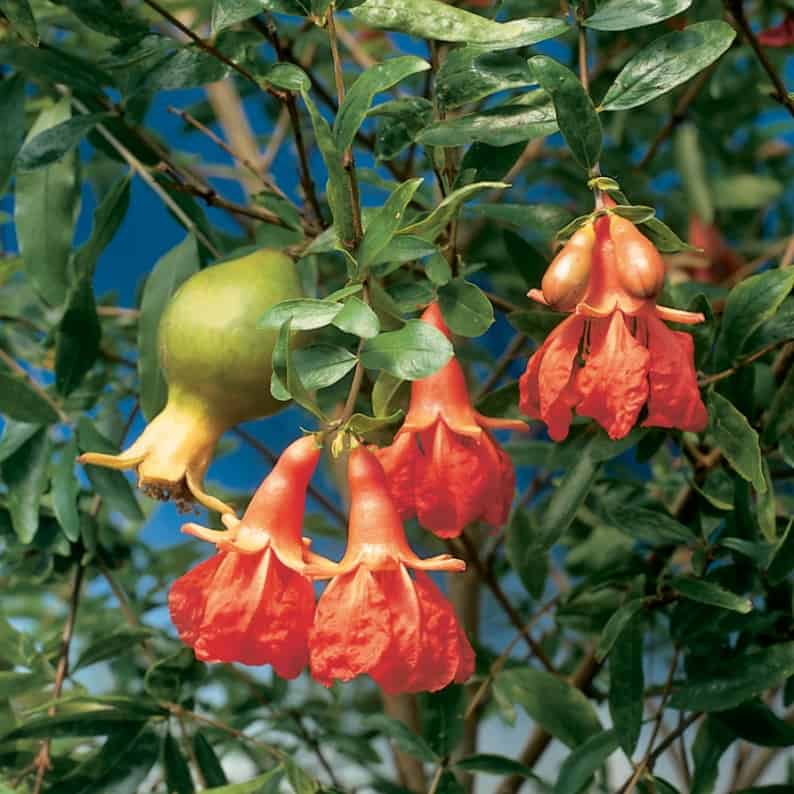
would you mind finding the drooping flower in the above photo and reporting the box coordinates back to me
[307,446,474,694]
[686,214,744,283]
[520,205,708,441]
[375,303,527,539]
[168,435,322,679]
[758,12,794,47]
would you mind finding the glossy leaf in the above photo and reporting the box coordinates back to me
[607,504,694,545]
[0,373,60,425]
[203,768,285,794]
[193,732,228,787]
[16,113,108,171]
[0,74,26,193]
[138,235,200,421]
[292,344,358,390]
[600,22,736,111]
[530,55,601,171]
[691,717,735,794]
[351,0,568,50]
[494,669,602,748]
[211,0,265,32]
[260,298,344,331]
[553,730,620,794]
[454,754,536,779]
[596,598,645,662]
[0,0,38,44]
[585,0,692,31]
[366,715,438,763]
[332,297,381,339]
[55,279,101,397]
[52,437,81,543]
[671,577,752,613]
[162,733,195,794]
[1,429,50,543]
[609,615,644,757]
[360,321,453,380]
[438,279,494,337]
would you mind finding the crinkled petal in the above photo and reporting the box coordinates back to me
[370,567,423,694]
[407,572,475,692]
[481,434,516,530]
[414,423,491,538]
[168,553,224,648]
[520,315,584,441]
[309,567,391,686]
[373,432,419,520]
[575,313,650,440]
[642,314,708,432]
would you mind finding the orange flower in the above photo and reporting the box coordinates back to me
[168,435,322,679]
[307,446,474,694]
[520,208,707,441]
[687,214,744,283]
[375,303,527,539]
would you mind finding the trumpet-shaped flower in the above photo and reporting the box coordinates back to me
[168,435,321,679]
[307,446,474,694]
[375,303,526,538]
[520,209,708,441]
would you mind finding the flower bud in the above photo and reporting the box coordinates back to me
[610,215,666,299]
[540,223,595,310]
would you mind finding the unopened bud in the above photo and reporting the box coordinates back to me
[541,223,595,310]
[610,215,665,299]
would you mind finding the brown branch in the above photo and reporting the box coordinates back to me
[452,531,557,674]
[32,563,85,794]
[725,0,794,118]
[475,333,528,401]
[698,338,789,387]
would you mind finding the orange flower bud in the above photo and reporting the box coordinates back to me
[610,214,666,299]
[541,223,595,310]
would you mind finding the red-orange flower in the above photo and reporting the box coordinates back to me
[687,214,744,283]
[520,208,708,441]
[375,303,527,539]
[758,13,794,47]
[168,435,322,679]
[307,446,474,694]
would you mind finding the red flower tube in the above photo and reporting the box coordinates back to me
[520,207,708,441]
[375,303,527,539]
[307,446,474,694]
[168,435,322,679]
[757,13,794,47]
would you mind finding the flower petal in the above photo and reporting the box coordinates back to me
[575,313,650,440]
[168,553,224,648]
[374,432,419,521]
[309,566,391,686]
[642,314,708,432]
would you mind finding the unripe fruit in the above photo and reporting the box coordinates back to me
[541,223,595,310]
[610,215,666,299]
[79,248,303,514]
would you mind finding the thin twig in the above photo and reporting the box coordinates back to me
[725,0,794,118]
[698,338,789,387]
[32,563,85,794]
[475,333,528,400]
[0,347,69,423]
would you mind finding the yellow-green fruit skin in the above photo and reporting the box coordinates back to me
[158,248,302,425]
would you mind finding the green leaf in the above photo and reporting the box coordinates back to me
[271,321,328,422]
[711,175,783,211]
[691,716,735,794]
[494,669,602,748]
[265,62,311,93]
[52,437,81,543]
[138,235,200,421]
[436,48,535,110]
[596,598,645,662]
[585,0,692,31]
[211,0,265,32]
[203,768,284,794]
[0,74,26,193]
[16,113,108,171]
[260,298,344,331]
[764,366,794,447]
[193,732,228,787]
[74,627,153,672]
[55,278,101,397]
[292,344,358,390]
[606,504,694,545]
[0,0,39,44]
[609,615,644,757]
[399,181,506,242]
[536,446,601,550]
[332,296,381,339]
[529,55,602,172]
[371,371,407,417]
[352,0,568,50]
[707,392,765,493]
[610,204,656,224]
[599,21,736,111]
[673,123,713,224]
[640,216,697,253]
[716,700,794,747]
[15,97,80,306]
[0,372,60,425]
[1,429,50,544]
[1,705,156,741]
[506,510,547,598]
[671,577,752,614]
[358,178,423,269]
[713,268,794,368]
[144,648,205,703]
[0,42,113,93]
[474,203,574,241]
[366,715,438,763]
[72,175,132,279]
[668,642,794,711]
[438,279,494,337]
[360,321,453,380]
[454,754,536,779]
[369,96,433,161]
[508,308,566,343]
[56,0,148,38]
[334,57,430,153]
[140,46,229,92]
[77,418,144,521]
[284,758,318,794]
[162,733,195,794]
[0,670,49,700]
[553,730,620,794]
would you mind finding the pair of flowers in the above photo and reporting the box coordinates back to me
[169,305,523,691]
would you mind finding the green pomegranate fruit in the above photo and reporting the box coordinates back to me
[79,248,303,514]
